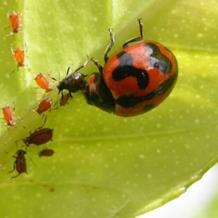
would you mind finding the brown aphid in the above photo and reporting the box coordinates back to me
[11,149,27,178]
[37,98,52,114]
[59,93,71,106]
[23,128,53,146]
[38,148,54,157]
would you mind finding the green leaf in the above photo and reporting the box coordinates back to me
[0,0,218,218]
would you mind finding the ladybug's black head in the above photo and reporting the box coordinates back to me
[83,73,115,112]
[57,71,86,94]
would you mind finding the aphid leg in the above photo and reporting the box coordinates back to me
[9,161,16,173]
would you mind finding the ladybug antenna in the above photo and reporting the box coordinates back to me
[73,55,89,73]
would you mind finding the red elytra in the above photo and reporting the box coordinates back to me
[2,106,15,126]
[38,148,54,157]
[8,11,20,33]
[34,73,52,91]
[12,48,24,67]
[23,128,53,146]
[37,98,52,114]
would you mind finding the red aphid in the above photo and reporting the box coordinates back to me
[12,48,24,67]
[37,98,52,114]
[2,106,15,126]
[8,11,20,33]
[38,148,54,157]
[35,73,52,91]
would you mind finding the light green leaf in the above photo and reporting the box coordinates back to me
[0,0,218,218]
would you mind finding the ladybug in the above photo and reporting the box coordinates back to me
[57,19,178,116]
[84,19,178,116]
[10,149,27,178]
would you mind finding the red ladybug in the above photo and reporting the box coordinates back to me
[84,19,178,116]
[58,19,178,116]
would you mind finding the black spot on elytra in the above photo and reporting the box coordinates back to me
[145,43,172,74]
[112,66,149,89]
[116,75,177,108]
[114,51,149,89]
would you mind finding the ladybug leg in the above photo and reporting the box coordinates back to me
[104,28,115,62]
[90,57,103,74]
[73,56,89,73]
[122,18,144,48]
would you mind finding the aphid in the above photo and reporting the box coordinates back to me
[37,98,52,114]
[35,73,52,91]
[38,148,54,157]
[2,106,16,126]
[11,149,27,178]
[8,11,20,33]
[12,48,24,67]
[23,128,53,146]
[59,93,71,106]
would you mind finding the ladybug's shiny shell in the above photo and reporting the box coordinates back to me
[103,41,178,116]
